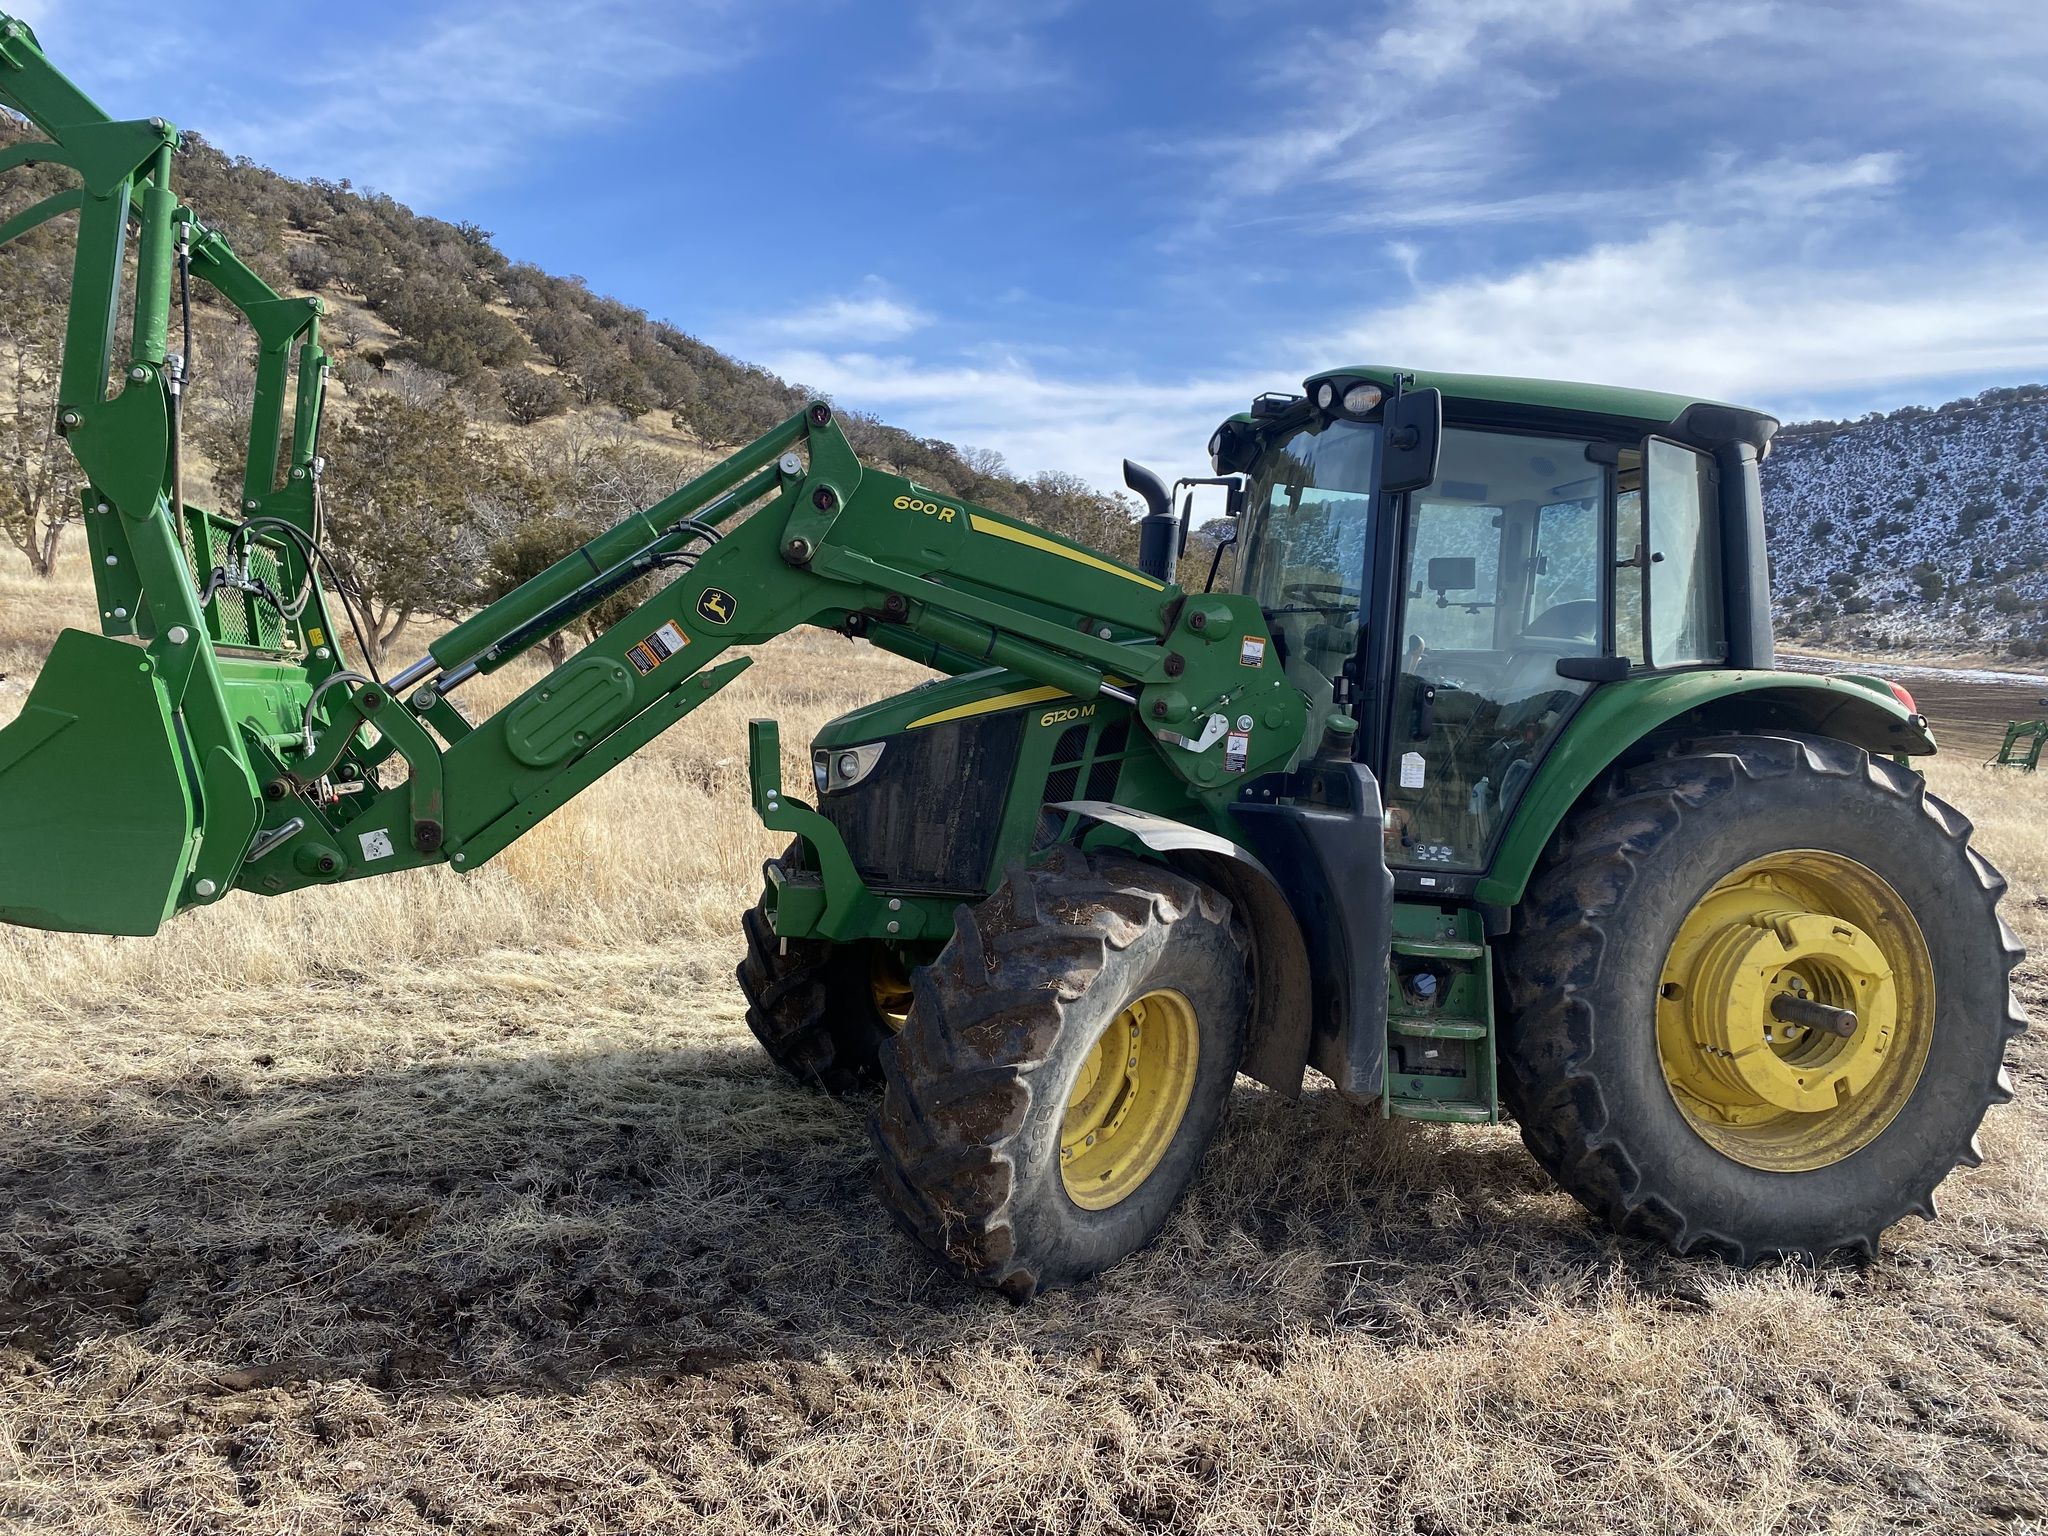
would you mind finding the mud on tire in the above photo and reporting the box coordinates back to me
[736,846,902,1095]
[873,846,1249,1300]
[1501,732,2028,1264]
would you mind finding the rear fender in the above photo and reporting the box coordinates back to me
[1478,670,1934,907]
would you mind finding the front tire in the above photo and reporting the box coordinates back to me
[736,846,911,1095]
[873,848,1249,1300]
[1501,733,2026,1263]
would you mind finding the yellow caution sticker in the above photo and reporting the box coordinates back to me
[627,619,690,676]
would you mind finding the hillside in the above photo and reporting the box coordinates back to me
[0,114,1141,644]
[1764,386,2048,657]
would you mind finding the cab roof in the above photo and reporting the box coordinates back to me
[1285,365,1780,453]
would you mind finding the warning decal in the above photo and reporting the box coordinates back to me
[627,619,691,676]
[1225,729,1251,774]
[1239,636,1267,668]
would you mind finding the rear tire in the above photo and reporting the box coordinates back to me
[1501,733,2026,1263]
[873,847,1249,1300]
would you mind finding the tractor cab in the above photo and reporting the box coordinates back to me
[1213,366,1780,893]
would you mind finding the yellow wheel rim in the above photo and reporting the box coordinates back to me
[1656,850,1934,1172]
[1059,989,1200,1210]
[869,949,914,1033]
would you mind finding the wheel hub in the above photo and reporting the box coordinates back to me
[1059,989,1199,1210]
[1674,907,1897,1114]
[1655,851,1934,1172]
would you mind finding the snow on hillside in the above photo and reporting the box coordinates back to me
[1763,386,2048,656]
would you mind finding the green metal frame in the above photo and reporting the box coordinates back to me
[1989,717,2047,773]
[0,15,347,932]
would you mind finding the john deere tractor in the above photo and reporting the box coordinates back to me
[0,20,2025,1298]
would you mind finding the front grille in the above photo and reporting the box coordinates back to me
[820,710,1026,894]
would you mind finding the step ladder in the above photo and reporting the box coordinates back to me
[1383,921,1498,1125]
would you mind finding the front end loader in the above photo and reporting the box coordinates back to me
[0,21,2026,1298]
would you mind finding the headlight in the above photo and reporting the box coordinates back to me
[1208,428,1224,458]
[814,740,887,793]
[1341,382,1383,415]
[1315,381,1337,412]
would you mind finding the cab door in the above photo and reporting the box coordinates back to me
[1380,428,1610,881]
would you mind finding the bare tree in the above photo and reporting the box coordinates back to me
[321,394,493,667]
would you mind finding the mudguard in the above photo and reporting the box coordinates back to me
[1053,799,1315,1097]
[1227,764,1394,1104]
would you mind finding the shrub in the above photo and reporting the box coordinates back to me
[501,368,569,428]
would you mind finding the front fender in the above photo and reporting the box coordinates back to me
[1477,670,1933,907]
[1052,800,1314,1097]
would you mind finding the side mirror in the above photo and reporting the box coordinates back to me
[1427,555,1476,593]
[1382,387,1443,494]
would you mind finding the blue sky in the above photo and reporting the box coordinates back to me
[16,0,2048,487]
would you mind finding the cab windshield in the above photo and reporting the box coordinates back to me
[1238,421,1380,693]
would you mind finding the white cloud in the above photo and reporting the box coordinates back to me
[1313,223,2048,414]
[759,204,2048,494]
[758,280,932,345]
[888,0,1074,95]
[1308,150,1905,235]
[203,0,782,201]
[759,346,1267,492]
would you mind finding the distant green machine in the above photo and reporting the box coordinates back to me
[1989,708,2048,772]
[0,18,2025,1298]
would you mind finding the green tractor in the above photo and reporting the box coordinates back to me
[0,19,2025,1298]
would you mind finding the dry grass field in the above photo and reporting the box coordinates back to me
[1,555,2045,1535]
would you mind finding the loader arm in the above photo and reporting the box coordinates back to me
[0,13,1316,936]
[237,399,1310,921]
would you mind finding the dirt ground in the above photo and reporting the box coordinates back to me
[2,561,2046,1535]
[1897,674,2048,763]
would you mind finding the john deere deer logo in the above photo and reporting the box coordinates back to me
[696,587,737,626]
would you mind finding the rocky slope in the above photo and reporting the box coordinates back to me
[1764,386,2048,657]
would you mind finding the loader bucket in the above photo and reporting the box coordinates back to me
[0,629,198,936]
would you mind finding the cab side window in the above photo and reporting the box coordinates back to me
[1646,439,1725,666]
[1613,440,1724,669]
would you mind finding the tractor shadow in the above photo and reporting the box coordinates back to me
[0,1041,1766,1399]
